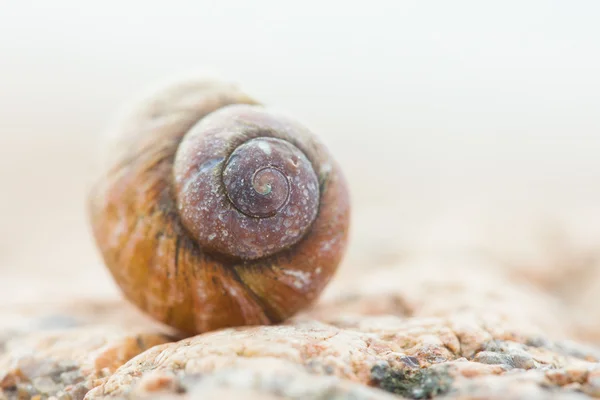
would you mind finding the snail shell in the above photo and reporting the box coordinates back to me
[89,79,350,335]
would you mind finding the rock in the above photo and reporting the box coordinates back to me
[84,315,600,399]
[1,255,600,399]
[473,351,513,368]
[128,362,399,400]
[0,326,169,399]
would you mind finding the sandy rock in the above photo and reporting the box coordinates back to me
[126,360,398,400]
[85,314,600,399]
[1,256,599,399]
[0,304,170,400]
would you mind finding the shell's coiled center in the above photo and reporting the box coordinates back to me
[173,106,322,260]
[223,139,291,218]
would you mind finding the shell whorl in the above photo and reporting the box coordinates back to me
[173,105,321,260]
[89,79,350,335]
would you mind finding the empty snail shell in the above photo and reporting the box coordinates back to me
[88,79,350,335]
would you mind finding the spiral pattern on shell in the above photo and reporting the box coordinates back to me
[89,79,350,335]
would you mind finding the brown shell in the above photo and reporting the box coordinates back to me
[88,79,350,335]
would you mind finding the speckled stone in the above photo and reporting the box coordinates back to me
[0,324,169,399]
[1,255,600,399]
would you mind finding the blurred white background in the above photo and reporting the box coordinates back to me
[1,1,599,301]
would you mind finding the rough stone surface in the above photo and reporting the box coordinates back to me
[1,256,600,399]
[0,302,171,399]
